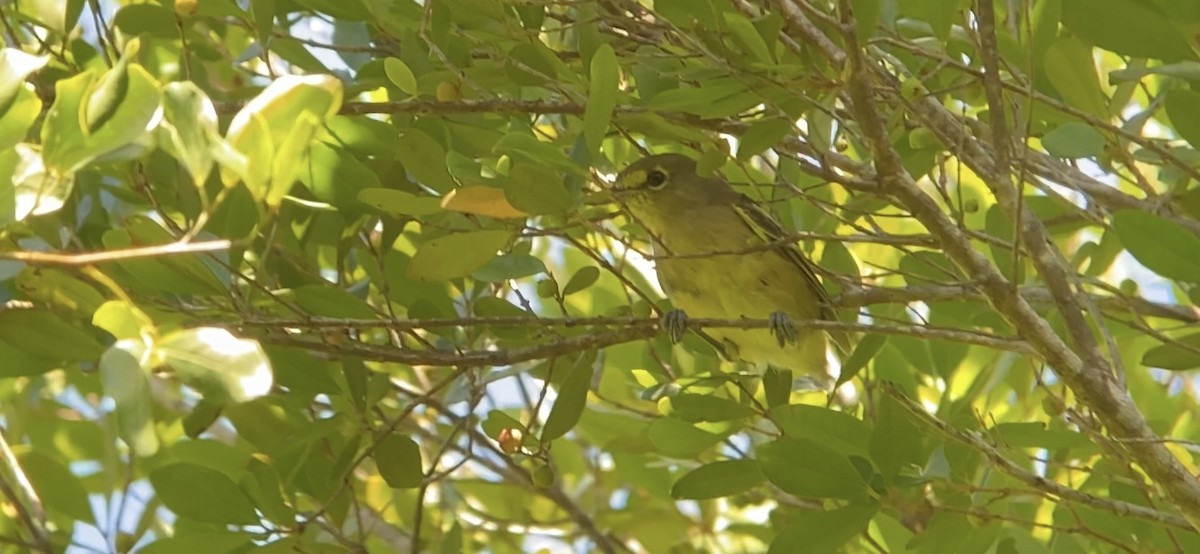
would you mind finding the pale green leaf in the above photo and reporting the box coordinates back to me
[406,230,511,282]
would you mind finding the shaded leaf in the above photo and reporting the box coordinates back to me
[562,266,601,296]
[1061,0,1194,61]
[771,404,871,457]
[769,502,878,554]
[376,434,424,488]
[101,340,159,456]
[1042,122,1105,158]
[670,459,765,500]
[737,117,792,162]
[1166,89,1200,150]
[0,307,104,361]
[149,463,259,524]
[648,418,725,458]
[1112,209,1200,282]
[758,437,866,499]
[542,363,595,441]
[583,44,618,155]
[17,451,93,521]
[1143,333,1200,370]
[504,163,572,215]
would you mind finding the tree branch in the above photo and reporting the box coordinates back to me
[883,383,1193,531]
[806,0,1200,530]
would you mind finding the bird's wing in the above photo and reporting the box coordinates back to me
[732,194,852,353]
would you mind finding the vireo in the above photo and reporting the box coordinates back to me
[613,153,846,376]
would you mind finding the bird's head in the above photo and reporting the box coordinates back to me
[612,153,732,217]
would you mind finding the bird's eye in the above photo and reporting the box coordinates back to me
[645,170,668,189]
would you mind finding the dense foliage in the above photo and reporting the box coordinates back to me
[3,0,1200,552]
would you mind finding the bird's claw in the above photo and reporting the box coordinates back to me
[768,311,798,348]
[661,309,689,344]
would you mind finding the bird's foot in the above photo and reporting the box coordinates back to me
[661,309,689,344]
[768,311,798,348]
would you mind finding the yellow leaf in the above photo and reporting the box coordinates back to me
[441,186,529,219]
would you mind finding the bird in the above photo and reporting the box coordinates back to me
[611,153,846,377]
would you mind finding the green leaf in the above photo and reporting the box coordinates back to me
[101,340,160,456]
[471,254,547,282]
[158,81,226,187]
[769,502,879,554]
[647,418,726,458]
[1166,89,1200,150]
[990,422,1091,450]
[39,71,93,171]
[251,0,276,48]
[149,463,259,524]
[758,437,866,499]
[493,132,586,176]
[154,327,274,404]
[267,110,321,206]
[138,534,253,554]
[762,367,792,409]
[646,81,761,118]
[869,394,921,482]
[298,142,379,209]
[1110,62,1200,84]
[1042,122,1105,158]
[406,230,511,282]
[1143,333,1200,370]
[1061,0,1194,61]
[0,307,104,360]
[908,0,961,41]
[125,215,226,293]
[504,163,572,215]
[737,118,792,161]
[561,266,601,296]
[482,410,528,440]
[15,266,105,320]
[771,404,871,457]
[850,0,881,40]
[112,4,178,38]
[84,38,141,133]
[358,188,443,216]
[1111,209,1200,282]
[292,284,377,318]
[40,60,160,171]
[384,57,419,96]
[396,129,458,193]
[240,457,292,524]
[1043,37,1108,119]
[17,451,93,521]
[0,87,39,151]
[837,333,886,387]
[670,393,756,422]
[723,11,773,64]
[0,48,49,108]
[224,74,343,190]
[670,459,765,500]
[542,363,595,441]
[583,44,618,156]
[183,399,224,438]
[375,434,424,488]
